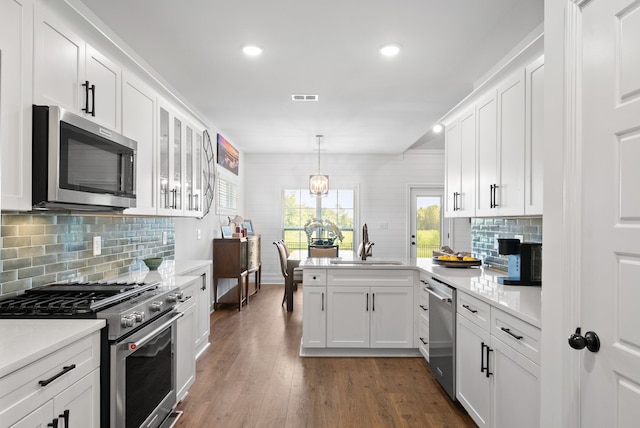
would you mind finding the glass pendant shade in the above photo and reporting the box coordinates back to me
[309,174,329,196]
[309,135,328,196]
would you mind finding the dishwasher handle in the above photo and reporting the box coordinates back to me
[424,286,452,303]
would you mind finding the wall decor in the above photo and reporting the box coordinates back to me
[202,130,216,216]
[217,133,239,175]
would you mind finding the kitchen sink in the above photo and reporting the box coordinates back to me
[328,259,405,266]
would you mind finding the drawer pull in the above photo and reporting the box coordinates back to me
[501,327,523,340]
[48,419,58,428]
[39,364,76,387]
[462,304,478,314]
[419,337,428,345]
[419,304,428,311]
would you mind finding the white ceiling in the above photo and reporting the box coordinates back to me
[77,0,543,155]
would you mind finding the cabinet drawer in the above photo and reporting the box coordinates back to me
[418,288,429,321]
[457,291,491,331]
[327,269,414,286]
[0,332,101,424]
[491,308,541,364]
[304,269,327,286]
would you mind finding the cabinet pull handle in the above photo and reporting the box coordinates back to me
[194,194,200,211]
[462,304,478,314]
[501,327,523,340]
[81,81,90,114]
[59,409,69,427]
[372,293,375,311]
[366,293,369,311]
[419,304,428,311]
[480,342,486,374]
[486,345,494,378]
[419,337,428,345]
[39,364,76,387]
[48,419,59,428]
[171,188,177,209]
[321,292,324,311]
[89,83,96,116]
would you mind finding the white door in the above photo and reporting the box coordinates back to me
[409,187,446,258]
[577,0,640,425]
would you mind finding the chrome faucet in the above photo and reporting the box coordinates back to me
[360,223,374,260]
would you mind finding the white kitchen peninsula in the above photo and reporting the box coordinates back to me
[300,256,542,428]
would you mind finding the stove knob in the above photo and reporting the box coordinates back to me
[132,311,145,323]
[166,294,178,303]
[121,315,135,328]
[150,301,163,312]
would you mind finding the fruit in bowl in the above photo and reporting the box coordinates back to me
[143,257,163,270]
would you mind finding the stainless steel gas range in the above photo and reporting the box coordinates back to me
[0,281,183,428]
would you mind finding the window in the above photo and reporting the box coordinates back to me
[282,188,355,251]
[217,178,237,212]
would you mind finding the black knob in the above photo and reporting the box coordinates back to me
[568,327,600,353]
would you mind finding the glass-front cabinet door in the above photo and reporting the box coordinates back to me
[157,99,204,217]
[157,100,184,216]
[184,121,204,217]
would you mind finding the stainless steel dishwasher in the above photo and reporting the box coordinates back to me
[425,276,456,400]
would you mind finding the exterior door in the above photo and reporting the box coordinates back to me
[409,187,446,258]
[579,0,640,425]
[544,0,640,426]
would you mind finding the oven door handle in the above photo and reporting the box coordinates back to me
[127,312,183,351]
[424,286,452,303]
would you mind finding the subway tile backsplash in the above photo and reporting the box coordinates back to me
[0,213,174,297]
[471,217,543,271]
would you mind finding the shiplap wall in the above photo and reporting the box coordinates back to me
[243,150,448,283]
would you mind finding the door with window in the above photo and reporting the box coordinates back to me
[410,187,447,259]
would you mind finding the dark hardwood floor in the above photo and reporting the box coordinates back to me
[175,284,475,428]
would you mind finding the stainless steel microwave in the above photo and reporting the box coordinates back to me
[32,105,137,211]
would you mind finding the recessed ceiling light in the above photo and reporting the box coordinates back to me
[433,124,443,133]
[242,44,263,56]
[379,44,400,57]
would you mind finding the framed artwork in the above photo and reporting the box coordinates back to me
[242,220,254,235]
[220,225,232,238]
[217,133,239,175]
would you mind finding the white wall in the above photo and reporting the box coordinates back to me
[244,150,446,283]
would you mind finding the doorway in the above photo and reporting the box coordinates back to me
[409,187,448,259]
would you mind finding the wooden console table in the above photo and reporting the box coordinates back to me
[213,235,261,310]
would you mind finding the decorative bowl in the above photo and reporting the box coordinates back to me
[143,257,163,270]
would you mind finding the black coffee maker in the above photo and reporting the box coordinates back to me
[497,239,542,286]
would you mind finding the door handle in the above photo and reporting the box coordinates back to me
[568,327,600,353]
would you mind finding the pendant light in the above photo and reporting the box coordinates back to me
[309,134,329,197]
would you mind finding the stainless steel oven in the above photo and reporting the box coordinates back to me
[109,309,182,428]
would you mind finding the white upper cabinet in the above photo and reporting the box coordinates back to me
[445,107,476,217]
[122,71,157,216]
[33,3,121,131]
[495,70,526,216]
[475,90,499,216]
[157,101,205,217]
[444,55,543,218]
[525,56,544,216]
[0,0,34,211]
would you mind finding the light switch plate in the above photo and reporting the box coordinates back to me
[93,236,101,256]
[515,235,524,242]
[197,229,202,240]
[162,231,168,245]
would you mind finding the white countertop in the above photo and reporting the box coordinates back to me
[115,259,212,284]
[0,319,105,378]
[301,256,542,328]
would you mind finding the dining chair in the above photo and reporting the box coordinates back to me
[308,246,338,257]
[273,241,303,305]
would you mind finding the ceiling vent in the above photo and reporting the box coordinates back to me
[291,94,319,101]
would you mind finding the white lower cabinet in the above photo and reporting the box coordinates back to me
[176,265,212,358]
[302,285,326,348]
[176,279,197,402]
[302,269,414,350]
[456,291,541,428]
[1,331,101,428]
[11,369,100,428]
[326,285,414,348]
[416,275,430,360]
